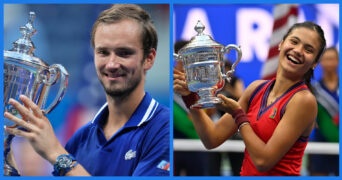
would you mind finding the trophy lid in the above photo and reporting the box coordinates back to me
[179,20,223,53]
[4,11,48,67]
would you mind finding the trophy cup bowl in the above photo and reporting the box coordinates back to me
[3,12,69,176]
[174,20,242,109]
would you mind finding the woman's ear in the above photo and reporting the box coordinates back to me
[311,63,317,70]
[278,40,284,51]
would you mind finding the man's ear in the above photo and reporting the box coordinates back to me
[143,48,156,71]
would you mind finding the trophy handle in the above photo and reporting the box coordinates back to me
[42,64,69,114]
[173,53,180,61]
[222,44,242,83]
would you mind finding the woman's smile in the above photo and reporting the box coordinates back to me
[286,54,302,65]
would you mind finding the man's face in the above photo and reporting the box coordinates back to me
[93,19,146,97]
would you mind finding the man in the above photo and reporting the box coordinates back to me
[4,4,170,176]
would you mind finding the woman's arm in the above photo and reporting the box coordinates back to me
[188,108,236,149]
[239,90,316,171]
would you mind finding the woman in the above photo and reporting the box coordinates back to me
[173,21,326,176]
[308,47,339,176]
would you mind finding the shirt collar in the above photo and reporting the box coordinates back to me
[91,92,159,128]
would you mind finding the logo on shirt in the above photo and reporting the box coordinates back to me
[269,107,277,119]
[157,160,170,171]
[125,149,136,160]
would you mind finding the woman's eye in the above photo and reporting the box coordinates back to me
[290,39,298,45]
[305,48,314,54]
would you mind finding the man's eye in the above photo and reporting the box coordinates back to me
[97,49,109,56]
[116,50,134,58]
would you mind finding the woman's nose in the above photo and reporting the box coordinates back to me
[293,45,304,56]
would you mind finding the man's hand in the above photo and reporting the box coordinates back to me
[4,95,67,164]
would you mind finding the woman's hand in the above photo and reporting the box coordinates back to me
[216,94,242,114]
[173,67,191,96]
[4,95,67,164]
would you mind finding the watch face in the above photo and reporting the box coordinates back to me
[58,154,73,168]
[53,154,77,176]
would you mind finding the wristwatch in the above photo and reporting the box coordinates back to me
[52,154,78,176]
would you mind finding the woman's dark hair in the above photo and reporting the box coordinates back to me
[282,21,326,88]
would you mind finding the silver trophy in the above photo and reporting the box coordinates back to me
[3,12,69,176]
[174,20,242,109]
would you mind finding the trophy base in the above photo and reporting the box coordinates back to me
[190,97,222,109]
[4,134,20,176]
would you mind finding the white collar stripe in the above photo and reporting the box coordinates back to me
[146,101,158,121]
[137,99,158,126]
[92,102,108,124]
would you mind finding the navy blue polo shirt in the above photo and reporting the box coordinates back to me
[65,92,170,176]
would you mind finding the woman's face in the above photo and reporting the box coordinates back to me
[278,27,321,79]
[320,48,339,74]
